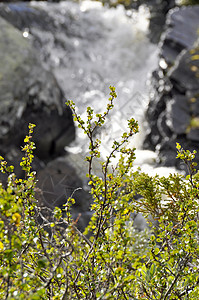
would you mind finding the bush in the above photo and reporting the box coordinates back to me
[0,87,199,299]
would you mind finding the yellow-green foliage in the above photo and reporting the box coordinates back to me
[178,0,199,5]
[0,88,199,299]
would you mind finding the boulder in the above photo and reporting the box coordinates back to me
[36,157,92,230]
[0,16,75,161]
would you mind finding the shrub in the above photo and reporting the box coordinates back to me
[0,87,199,299]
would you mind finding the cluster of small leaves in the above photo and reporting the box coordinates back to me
[66,87,146,298]
[66,87,199,298]
[0,90,145,300]
[129,144,199,299]
[0,125,78,299]
[1,87,199,299]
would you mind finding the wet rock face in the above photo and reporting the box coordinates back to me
[160,6,199,65]
[0,3,57,33]
[144,6,199,170]
[0,14,90,228]
[146,0,176,44]
[0,16,75,160]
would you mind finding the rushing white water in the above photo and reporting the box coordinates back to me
[30,0,177,179]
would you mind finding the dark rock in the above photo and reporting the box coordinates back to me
[0,3,57,32]
[160,6,199,64]
[157,139,181,167]
[146,0,176,44]
[170,47,199,91]
[143,78,168,151]
[187,128,199,142]
[0,145,44,187]
[36,157,92,230]
[144,6,199,169]
[166,95,190,134]
[157,111,173,138]
[0,17,75,160]
[157,135,199,173]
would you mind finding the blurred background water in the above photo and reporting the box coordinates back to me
[27,0,177,177]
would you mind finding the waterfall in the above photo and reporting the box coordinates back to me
[29,0,177,178]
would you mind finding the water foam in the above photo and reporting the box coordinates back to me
[30,1,177,177]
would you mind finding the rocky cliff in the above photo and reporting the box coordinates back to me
[144,5,199,171]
